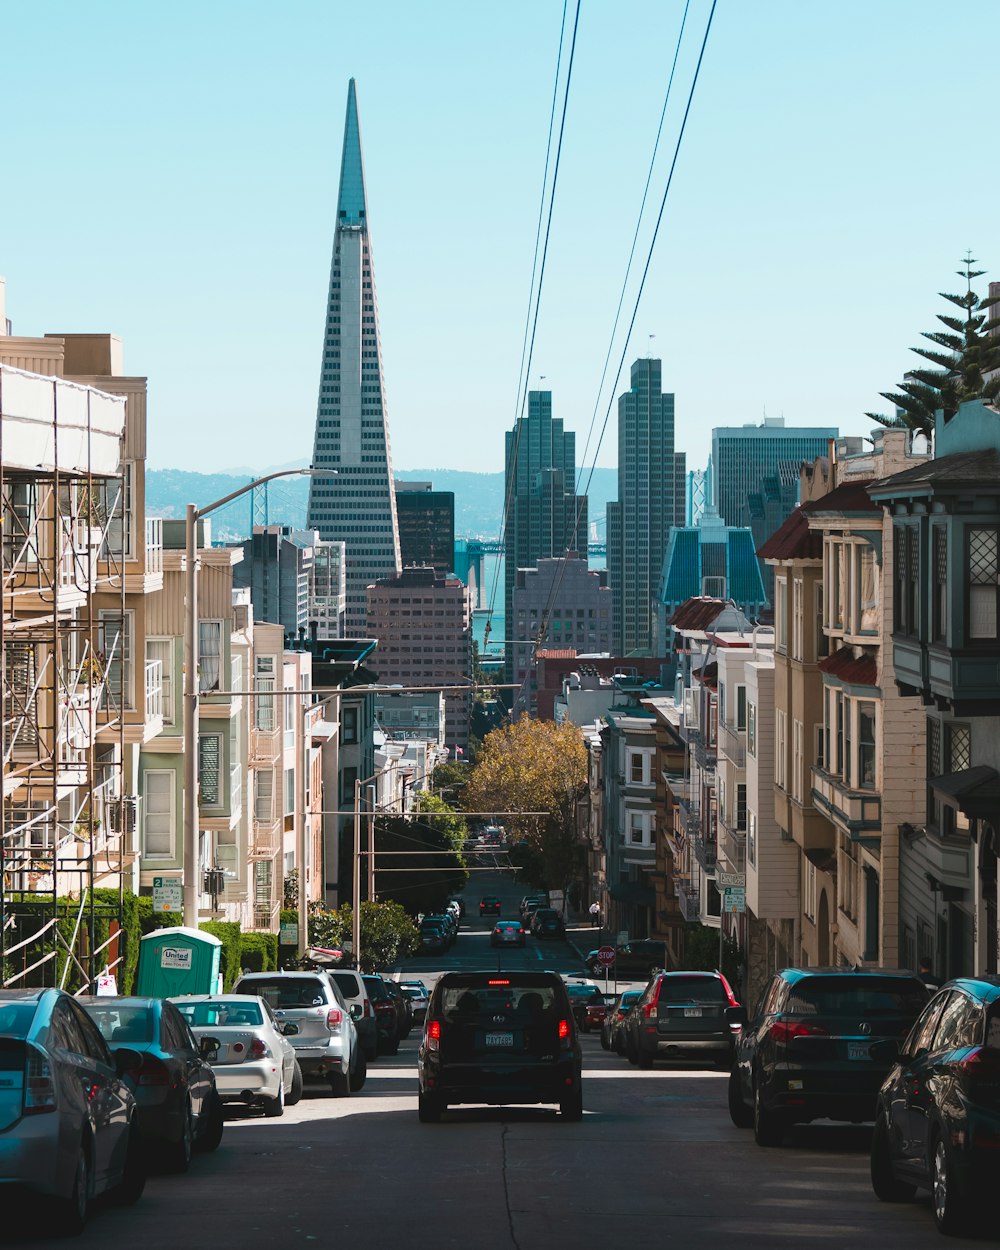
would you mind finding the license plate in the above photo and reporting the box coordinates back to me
[848,1042,870,1061]
[684,1007,702,1018]
[485,1032,513,1048]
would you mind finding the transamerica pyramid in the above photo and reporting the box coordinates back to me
[307,78,401,633]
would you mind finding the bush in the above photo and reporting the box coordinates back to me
[200,921,242,990]
[239,931,278,974]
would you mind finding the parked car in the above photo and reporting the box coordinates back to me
[325,968,378,1063]
[447,897,467,919]
[232,970,366,1092]
[383,979,413,1038]
[491,921,526,948]
[622,971,740,1068]
[728,967,929,1146]
[519,897,546,926]
[399,980,430,1024]
[0,988,145,1234]
[426,913,458,945]
[565,983,608,1033]
[417,971,583,1121]
[586,939,667,980]
[81,996,223,1171]
[479,896,502,918]
[530,908,565,940]
[420,921,450,956]
[870,976,1000,1234]
[363,975,403,1056]
[171,994,302,1116]
[602,989,643,1052]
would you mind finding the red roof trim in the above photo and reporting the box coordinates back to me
[818,646,878,686]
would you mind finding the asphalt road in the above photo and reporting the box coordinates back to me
[3,874,987,1249]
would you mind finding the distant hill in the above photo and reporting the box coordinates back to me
[145,465,619,543]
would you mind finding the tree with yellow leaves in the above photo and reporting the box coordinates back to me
[464,719,587,893]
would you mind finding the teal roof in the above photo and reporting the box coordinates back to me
[337,79,368,227]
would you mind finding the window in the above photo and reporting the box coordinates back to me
[792,719,804,802]
[342,706,359,744]
[736,685,747,732]
[143,770,174,858]
[628,811,652,846]
[815,583,828,659]
[968,528,999,640]
[747,702,757,758]
[735,783,747,831]
[932,526,948,642]
[255,656,275,731]
[199,620,223,694]
[775,710,787,790]
[146,637,173,725]
[858,702,876,790]
[927,716,941,826]
[775,577,787,652]
[199,734,222,807]
[629,751,651,785]
[284,690,295,748]
[98,610,134,711]
[933,992,981,1051]
[804,859,817,923]
[792,578,803,660]
[857,547,879,634]
[747,810,757,868]
[285,769,295,817]
[946,722,971,773]
[255,768,275,822]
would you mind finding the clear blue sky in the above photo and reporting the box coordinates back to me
[3,1,998,478]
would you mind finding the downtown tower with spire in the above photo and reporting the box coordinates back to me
[307,79,401,634]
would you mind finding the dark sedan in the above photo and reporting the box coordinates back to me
[363,975,403,1056]
[530,908,565,939]
[871,976,1000,1235]
[81,997,223,1171]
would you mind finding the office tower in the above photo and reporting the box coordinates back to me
[234,526,346,644]
[503,391,587,682]
[607,358,686,656]
[306,79,401,633]
[366,568,472,751]
[394,480,455,576]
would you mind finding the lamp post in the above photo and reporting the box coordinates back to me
[182,467,332,928]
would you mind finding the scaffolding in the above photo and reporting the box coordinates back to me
[1,364,132,991]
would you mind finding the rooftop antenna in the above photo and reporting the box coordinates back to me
[648,333,656,358]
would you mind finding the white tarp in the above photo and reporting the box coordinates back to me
[0,364,124,477]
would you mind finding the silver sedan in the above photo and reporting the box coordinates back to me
[171,994,302,1117]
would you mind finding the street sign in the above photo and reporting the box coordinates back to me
[723,886,746,913]
[717,871,746,889]
[152,876,183,914]
[279,922,299,946]
[596,946,616,968]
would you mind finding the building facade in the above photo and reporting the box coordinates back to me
[395,481,455,577]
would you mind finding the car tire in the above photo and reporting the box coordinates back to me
[727,1069,753,1128]
[382,1032,400,1057]
[54,1146,90,1235]
[625,1037,639,1066]
[752,1082,783,1147]
[870,1115,915,1202]
[263,1078,285,1118]
[931,1130,969,1235]
[168,1102,194,1172]
[600,1031,611,1052]
[115,1120,147,1206]
[636,1049,654,1070]
[560,1084,584,1121]
[197,1090,225,1153]
[286,1062,304,1107]
[349,1046,368,1092]
[330,1064,352,1098]
[418,1092,443,1123]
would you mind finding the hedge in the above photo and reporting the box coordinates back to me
[238,931,278,974]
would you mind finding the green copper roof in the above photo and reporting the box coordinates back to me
[337,78,368,227]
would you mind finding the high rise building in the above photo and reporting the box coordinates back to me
[234,526,346,644]
[394,481,455,576]
[503,391,586,681]
[607,358,686,656]
[306,79,401,633]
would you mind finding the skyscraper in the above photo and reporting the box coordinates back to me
[607,358,686,656]
[503,391,587,683]
[307,79,401,634]
[394,481,455,576]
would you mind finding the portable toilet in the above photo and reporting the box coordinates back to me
[136,927,222,997]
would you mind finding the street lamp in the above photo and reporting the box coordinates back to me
[182,467,333,928]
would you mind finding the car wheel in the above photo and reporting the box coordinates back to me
[349,1046,368,1092]
[727,1068,753,1128]
[636,1049,654,1070]
[263,1078,285,1118]
[169,1102,194,1172]
[383,1032,400,1057]
[330,1064,352,1098]
[418,1092,443,1123]
[600,1031,611,1051]
[870,1115,915,1203]
[752,1082,783,1147]
[286,1061,304,1107]
[625,1037,639,1067]
[115,1119,147,1206]
[197,1090,224,1153]
[54,1146,90,1235]
[931,1131,969,1234]
[560,1084,583,1121]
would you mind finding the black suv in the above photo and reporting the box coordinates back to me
[586,939,667,979]
[623,971,741,1067]
[871,977,1000,1235]
[728,967,928,1146]
[417,971,583,1122]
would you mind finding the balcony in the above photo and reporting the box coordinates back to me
[719,721,745,767]
[253,901,279,931]
[145,517,163,574]
[693,830,718,870]
[810,766,881,842]
[674,877,701,922]
[689,727,717,771]
[717,809,746,871]
[251,725,281,765]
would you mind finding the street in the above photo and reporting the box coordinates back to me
[2,875,985,1249]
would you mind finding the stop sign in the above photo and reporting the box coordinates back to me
[596,946,616,968]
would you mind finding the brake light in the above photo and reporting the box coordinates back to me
[427,1019,441,1053]
[558,1019,570,1040]
[249,1038,271,1060]
[488,979,510,986]
[769,1020,830,1045]
[719,975,739,1008]
[23,1046,56,1115]
[327,1008,343,1030]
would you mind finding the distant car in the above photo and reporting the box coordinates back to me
[586,939,667,980]
[565,983,608,1033]
[447,898,467,919]
[491,921,526,948]
[0,988,145,1234]
[621,971,740,1069]
[399,980,430,1024]
[425,913,458,944]
[870,976,1000,1234]
[363,975,403,1056]
[479,896,502,918]
[420,921,450,955]
[81,996,223,1171]
[171,994,303,1116]
[519,897,547,925]
[728,967,929,1146]
[417,971,583,1121]
[383,979,413,1038]
[530,908,565,940]
[602,989,643,1052]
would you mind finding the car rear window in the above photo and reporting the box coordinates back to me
[175,1001,263,1028]
[438,984,561,1018]
[566,985,602,1001]
[0,1001,37,1040]
[401,987,424,1000]
[786,977,927,1017]
[85,1004,155,1044]
[330,972,362,1000]
[364,978,391,1001]
[657,976,727,1004]
[239,977,327,1008]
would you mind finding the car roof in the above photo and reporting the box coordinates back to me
[433,971,564,989]
[0,989,43,1003]
[78,996,160,1008]
[776,967,924,984]
[944,976,1000,1004]
[168,994,264,1003]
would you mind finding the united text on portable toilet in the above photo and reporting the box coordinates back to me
[137,927,223,997]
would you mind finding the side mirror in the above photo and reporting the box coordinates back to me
[349,1003,363,1021]
[281,1022,300,1037]
[199,1036,220,1060]
[725,1005,749,1030]
[868,1038,901,1064]
[114,1047,142,1077]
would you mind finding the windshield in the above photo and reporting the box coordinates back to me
[239,978,327,1009]
[175,1001,264,1028]
[84,1004,154,1044]
[0,1000,37,1039]
[786,977,928,1017]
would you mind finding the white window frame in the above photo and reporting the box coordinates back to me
[627,809,653,847]
[774,577,788,652]
[143,769,174,859]
[255,767,275,822]
[255,655,276,731]
[145,636,174,725]
[792,577,804,661]
[792,719,804,803]
[747,809,757,868]
[775,709,787,791]
[199,732,224,809]
[98,608,135,711]
[198,619,223,695]
[628,749,653,786]
[747,701,757,758]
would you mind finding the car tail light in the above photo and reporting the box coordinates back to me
[327,1008,343,1030]
[488,979,510,986]
[768,1019,830,1045]
[719,975,740,1008]
[642,981,662,1019]
[558,1019,571,1040]
[23,1046,56,1115]
[249,1038,271,1060]
[958,1046,1000,1079]
[426,1020,441,1053]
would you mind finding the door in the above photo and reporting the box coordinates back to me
[162,1003,208,1124]
[895,992,949,1176]
[62,1000,129,1191]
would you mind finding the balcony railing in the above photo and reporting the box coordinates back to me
[810,766,882,840]
[693,831,717,870]
[253,901,279,931]
[688,727,717,770]
[719,721,745,767]
[144,660,162,721]
[145,517,163,574]
[717,810,746,871]
[674,877,701,922]
[250,817,281,857]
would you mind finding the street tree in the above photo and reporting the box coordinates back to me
[373,798,469,917]
[464,718,587,893]
[308,901,418,972]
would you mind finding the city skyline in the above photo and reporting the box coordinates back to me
[4,1,999,482]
